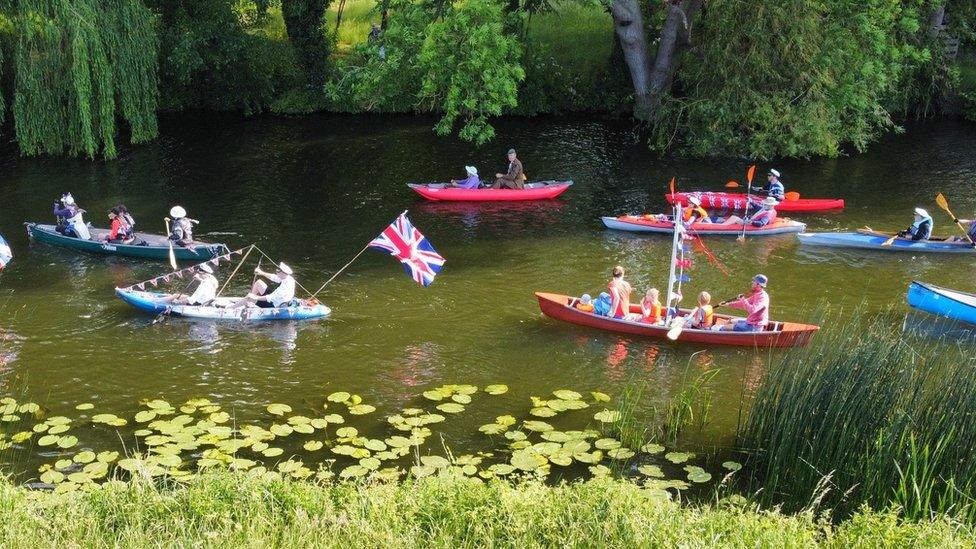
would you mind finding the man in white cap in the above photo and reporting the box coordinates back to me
[168,206,197,247]
[246,262,297,308]
[448,166,481,189]
[899,208,933,241]
[758,169,785,201]
[170,263,219,305]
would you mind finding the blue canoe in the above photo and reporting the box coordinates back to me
[798,230,976,254]
[907,281,976,326]
[116,289,331,321]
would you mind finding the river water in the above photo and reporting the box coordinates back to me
[0,114,974,470]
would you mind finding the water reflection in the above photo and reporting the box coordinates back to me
[903,311,976,342]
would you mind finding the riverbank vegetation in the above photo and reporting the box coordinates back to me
[0,0,974,158]
[2,472,975,546]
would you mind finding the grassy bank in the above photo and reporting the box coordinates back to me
[1,472,973,547]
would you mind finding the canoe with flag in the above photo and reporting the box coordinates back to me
[26,222,228,261]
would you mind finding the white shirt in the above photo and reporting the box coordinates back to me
[187,274,218,305]
[264,274,296,307]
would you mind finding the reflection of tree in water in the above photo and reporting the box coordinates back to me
[0,329,24,390]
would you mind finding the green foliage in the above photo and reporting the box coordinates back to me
[418,0,524,144]
[652,0,937,158]
[10,0,158,159]
[281,0,333,85]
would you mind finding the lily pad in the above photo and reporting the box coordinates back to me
[135,410,156,423]
[74,451,96,464]
[591,392,611,402]
[722,461,742,472]
[435,403,465,414]
[479,423,506,436]
[261,447,284,457]
[522,421,553,433]
[336,426,358,438]
[38,434,59,447]
[266,403,292,416]
[485,384,508,395]
[608,448,635,460]
[327,391,351,403]
[75,403,94,411]
[688,471,712,483]
[553,389,582,401]
[57,435,78,449]
[638,464,665,478]
[640,443,665,454]
[40,470,65,484]
[511,450,547,471]
[340,465,369,479]
[420,455,449,468]
[349,404,376,415]
[593,410,622,423]
[665,452,694,464]
[594,438,621,450]
[530,407,557,418]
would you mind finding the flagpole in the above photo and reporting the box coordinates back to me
[311,242,373,297]
[664,203,682,323]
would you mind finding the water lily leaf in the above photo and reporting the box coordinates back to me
[640,443,665,454]
[349,394,363,405]
[489,463,515,476]
[553,390,582,401]
[504,430,527,441]
[336,426,358,438]
[75,403,94,410]
[479,423,507,435]
[1,414,21,422]
[360,457,381,470]
[522,421,553,433]
[608,448,635,460]
[591,392,611,402]
[269,424,293,437]
[495,415,516,426]
[420,455,449,469]
[422,390,446,401]
[340,465,369,479]
[18,403,40,414]
[385,436,412,448]
[135,410,156,423]
[530,407,557,417]
[55,459,73,470]
[364,439,387,452]
[323,414,344,424]
[594,438,621,450]
[665,452,694,464]
[461,464,478,476]
[688,471,712,483]
[638,464,665,478]
[74,451,96,464]
[84,461,110,477]
[209,412,230,424]
[108,418,128,427]
[588,465,611,477]
[134,429,152,437]
[292,424,314,434]
[349,404,376,415]
[97,451,119,463]
[261,447,284,457]
[32,423,48,433]
[511,450,547,471]
[57,435,78,449]
[410,465,436,478]
[436,403,464,414]
[573,451,602,464]
[287,415,311,425]
[563,440,591,455]
[48,424,70,435]
[67,472,91,484]
[266,403,292,416]
[145,399,172,410]
[722,461,742,472]
[310,418,329,429]
[251,441,269,452]
[485,384,508,395]
[451,394,472,404]
[327,391,350,403]
[11,431,31,443]
[40,470,65,484]
[593,410,622,423]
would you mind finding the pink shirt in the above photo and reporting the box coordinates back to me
[728,289,769,327]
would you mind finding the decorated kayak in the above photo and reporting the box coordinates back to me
[115,289,331,321]
[601,215,806,235]
[535,292,819,347]
[797,230,976,254]
[666,191,845,212]
[907,281,976,326]
[407,180,573,201]
[26,223,228,261]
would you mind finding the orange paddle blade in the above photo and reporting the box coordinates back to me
[725,180,740,188]
[669,177,676,196]
[784,191,800,201]
[747,165,756,184]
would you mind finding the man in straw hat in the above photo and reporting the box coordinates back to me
[243,262,297,308]
[169,263,219,305]
[492,148,525,189]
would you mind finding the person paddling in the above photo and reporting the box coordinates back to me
[951,213,976,244]
[898,208,933,241]
[607,265,633,319]
[53,193,91,240]
[493,148,525,189]
[682,196,709,226]
[448,166,481,189]
[245,262,296,308]
[756,169,785,201]
[170,263,218,305]
[168,206,197,247]
[719,274,770,332]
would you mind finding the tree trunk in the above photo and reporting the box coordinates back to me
[648,0,703,98]
[927,4,946,40]
[610,0,653,119]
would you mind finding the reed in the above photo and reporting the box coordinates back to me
[741,311,976,522]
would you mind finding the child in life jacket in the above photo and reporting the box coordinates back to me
[641,288,664,324]
[575,293,595,313]
[687,291,715,329]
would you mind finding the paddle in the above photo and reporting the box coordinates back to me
[667,298,735,340]
[164,217,177,271]
[881,234,899,247]
[725,180,740,189]
[784,191,800,201]
[737,165,756,242]
[936,192,975,245]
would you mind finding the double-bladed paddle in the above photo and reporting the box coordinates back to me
[936,192,975,245]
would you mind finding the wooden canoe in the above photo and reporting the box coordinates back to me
[535,292,819,347]
[408,180,573,201]
[26,223,228,261]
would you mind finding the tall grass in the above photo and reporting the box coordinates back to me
[741,311,976,522]
[1,471,972,546]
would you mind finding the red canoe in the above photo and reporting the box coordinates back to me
[535,292,819,348]
[666,191,844,212]
[408,180,573,202]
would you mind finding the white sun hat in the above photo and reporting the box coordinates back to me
[465,166,478,176]
[170,206,187,218]
[278,262,293,275]
[688,195,702,207]
[762,197,779,207]
[914,207,930,218]
[768,169,781,178]
[198,263,214,274]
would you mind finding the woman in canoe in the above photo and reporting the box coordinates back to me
[682,196,709,226]
[447,166,481,189]
[898,208,933,241]
[105,208,133,244]
[607,265,633,319]
[721,197,778,227]
[718,274,769,332]
[53,193,91,240]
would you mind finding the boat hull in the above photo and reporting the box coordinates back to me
[26,223,227,261]
[408,181,573,201]
[601,215,806,235]
[907,281,976,326]
[116,289,331,321]
[535,292,818,347]
[666,192,845,212]
[797,231,976,253]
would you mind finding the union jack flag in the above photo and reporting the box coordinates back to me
[369,213,445,287]
[0,234,10,270]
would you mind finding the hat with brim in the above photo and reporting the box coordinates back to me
[753,274,768,287]
[914,207,929,218]
[688,196,702,207]
[762,197,779,207]
[507,148,516,155]
[768,169,781,178]
[580,293,592,305]
[465,166,478,176]
[198,263,214,274]
[170,206,186,218]
[278,262,293,275]
[62,193,75,205]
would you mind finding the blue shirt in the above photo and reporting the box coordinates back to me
[767,181,785,200]
[456,174,480,189]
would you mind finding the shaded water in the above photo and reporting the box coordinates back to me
[0,114,974,470]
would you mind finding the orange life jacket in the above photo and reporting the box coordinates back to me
[576,303,594,312]
[683,206,708,222]
[643,301,663,322]
[693,304,714,327]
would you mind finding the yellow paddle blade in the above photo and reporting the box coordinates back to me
[936,192,950,212]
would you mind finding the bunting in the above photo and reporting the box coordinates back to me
[120,247,248,291]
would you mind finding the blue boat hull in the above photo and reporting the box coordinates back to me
[798,231,976,254]
[116,289,331,321]
[907,281,976,326]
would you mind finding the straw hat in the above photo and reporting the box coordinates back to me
[278,262,293,275]
[170,206,187,218]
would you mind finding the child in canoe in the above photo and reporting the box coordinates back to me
[641,288,664,324]
[686,291,715,329]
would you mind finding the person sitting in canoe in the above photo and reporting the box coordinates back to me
[687,291,715,329]
[105,208,134,244]
[448,166,481,189]
[575,293,595,312]
[755,169,786,201]
[117,204,136,239]
[950,213,976,244]
[898,208,933,241]
[718,274,769,332]
[682,196,709,226]
[641,288,664,324]
[492,148,525,189]
[243,262,296,308]
[53,193,91,240]
[169,263,219,306]
[607,265,633,319]
[721,197,778,227]
[168,206,198,247]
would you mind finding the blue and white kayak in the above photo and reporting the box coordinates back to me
[797,230,976,254]
[907,281,976,326]
[115,289,331,321]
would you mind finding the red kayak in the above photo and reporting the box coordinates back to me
[666,191,844,212]
[408,180,573,202]
[535,292,819,348]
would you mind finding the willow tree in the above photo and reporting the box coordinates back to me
[5,0,157,159]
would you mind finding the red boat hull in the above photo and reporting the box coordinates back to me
[535,292,819,348]
[408,181,573,202]
[666,191,844,212]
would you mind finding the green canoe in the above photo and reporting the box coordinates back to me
[25,223,229,261]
